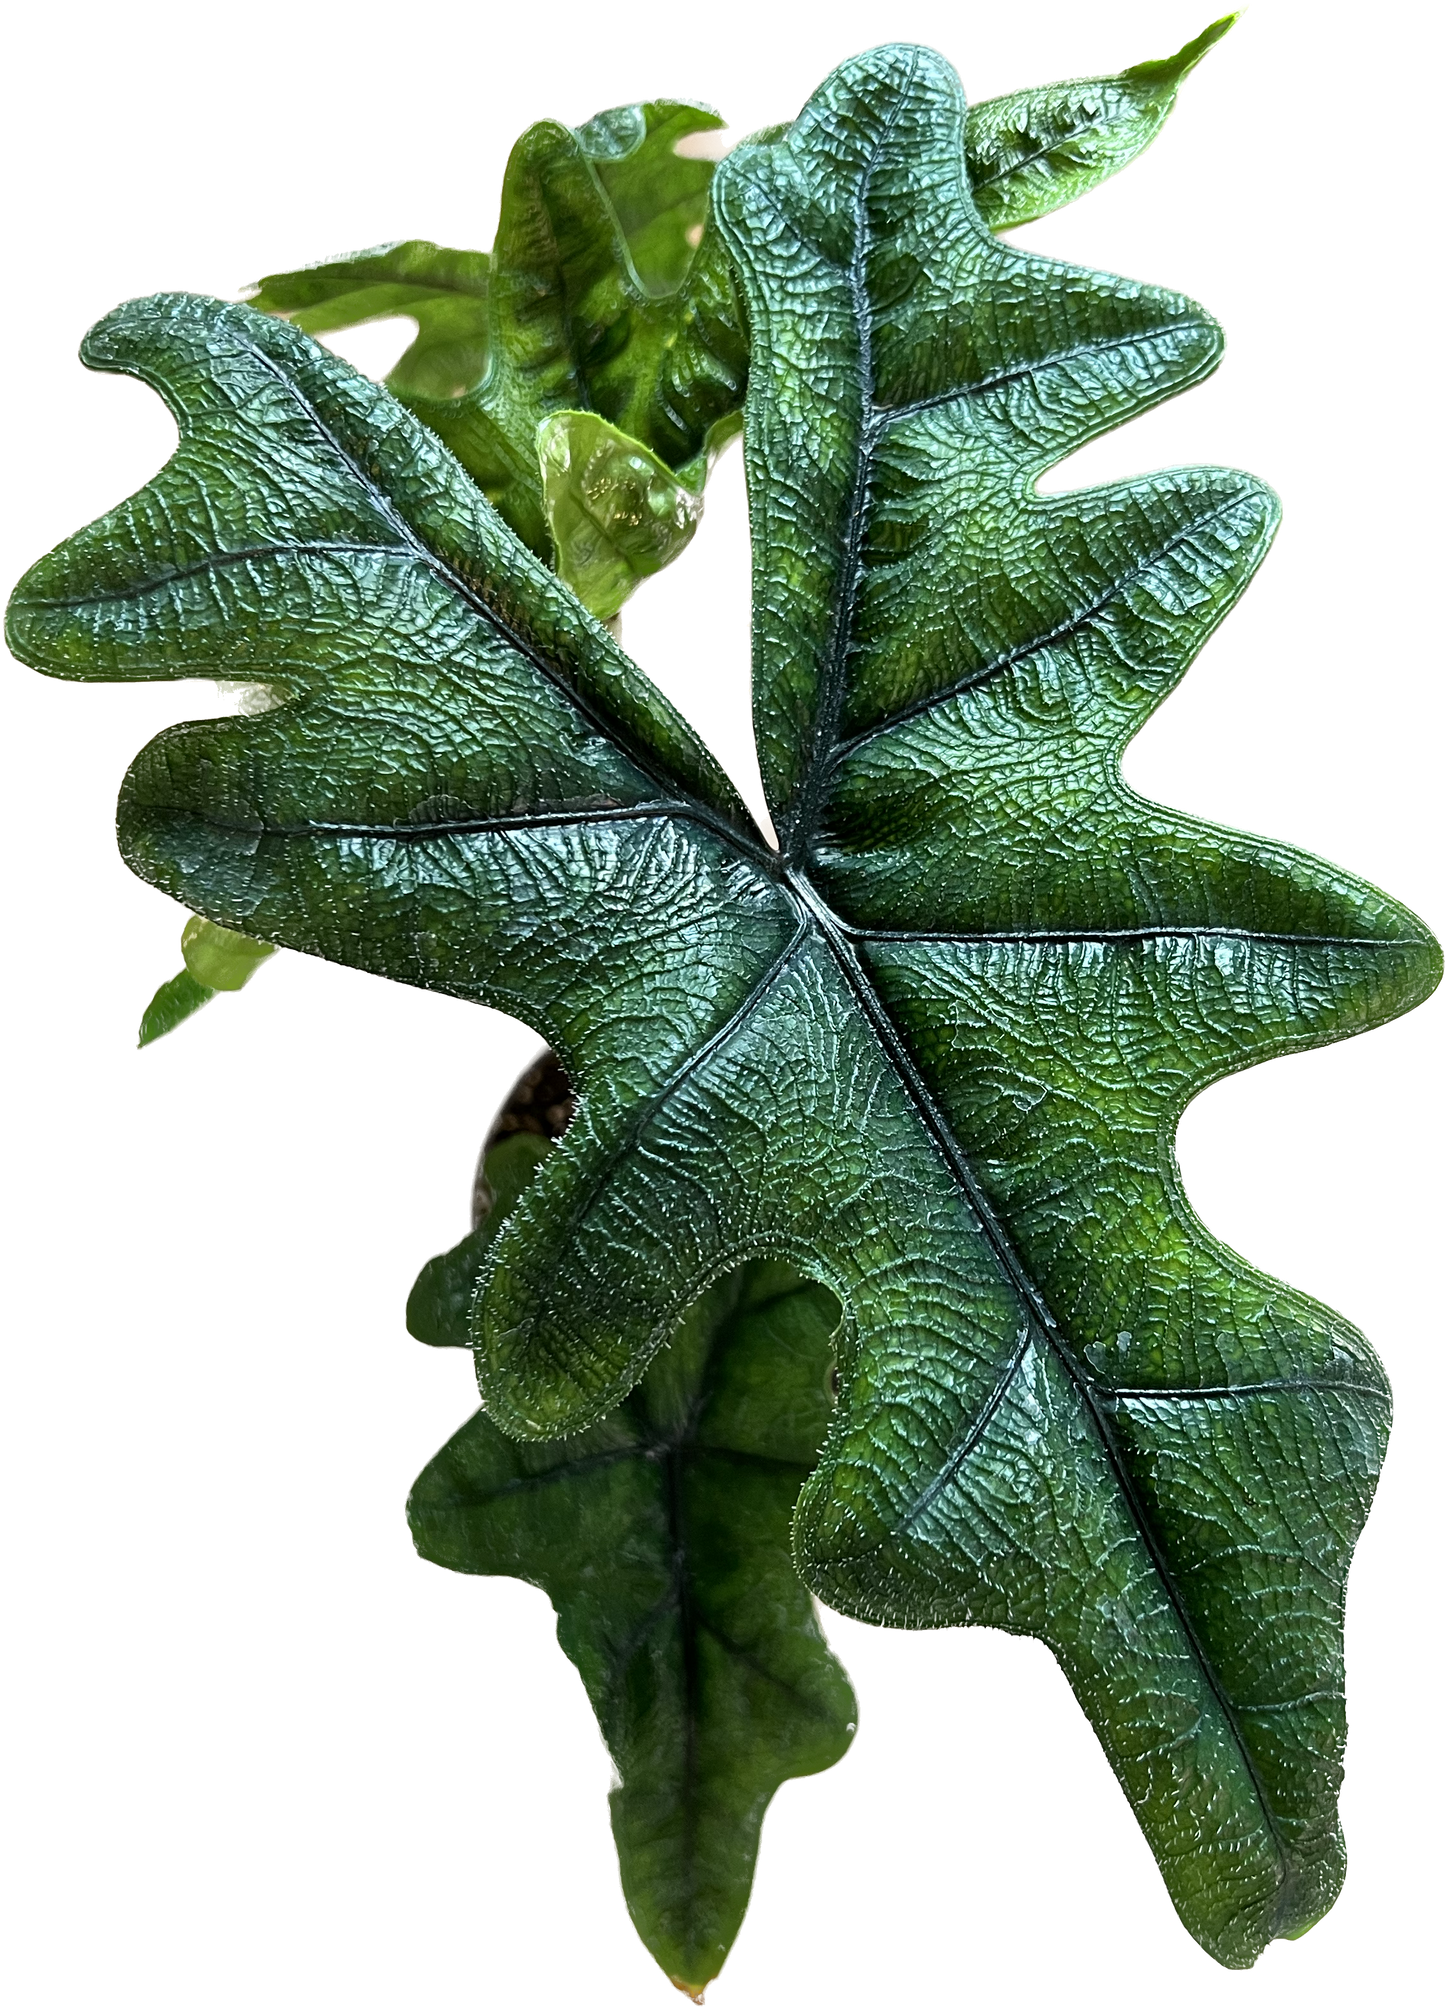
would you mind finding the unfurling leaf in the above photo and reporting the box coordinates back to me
[138,968,214,1047]
[11,38,1437,1986]
[252,99,745,564]
[409,1110,853,1994]
[572,99,725,295]
[539,411,704,622]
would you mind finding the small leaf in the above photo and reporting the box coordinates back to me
[410,1126,854,1995]
[138,968,214,1046]
[248,240,490,399]
[966,13,1237,230]
[181,915,276,991]
[539,412,703,621]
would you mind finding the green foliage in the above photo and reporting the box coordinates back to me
[967,14,1237,230]
[250,27,1226,564]
[137,916,276,1045]
[409,1132,852,1994]
[254,98,743,561]
[9,28,1438,1990]
[249,241,491,401]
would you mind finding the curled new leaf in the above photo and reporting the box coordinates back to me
[539,412,704,622]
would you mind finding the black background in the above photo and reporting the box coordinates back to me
[8,7,1436,1998]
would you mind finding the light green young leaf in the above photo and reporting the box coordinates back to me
[575,99,724,294]
[181,915,276,990]
[137,916,276,1047]
[538,411,703,622]
[249,241,491,400]
[410,1119,853,1998]
[966,13,1237,230]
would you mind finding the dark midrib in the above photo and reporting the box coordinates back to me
[567,922,809,1240]
[23,539,410,612]
[165,801,733,846]
[786,870,1295,1876]
[207,321,774,874]
[1105,1378,1390,1404]
[864,320,1214,439]
[779,61,913,864]
[848,924,1429,954]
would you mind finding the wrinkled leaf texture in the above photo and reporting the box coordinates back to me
[250,21,1231,560]
[9,40,1439,1975]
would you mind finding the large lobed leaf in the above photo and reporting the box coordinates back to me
[9,39,1438,1977]
[410,1127,853,1998]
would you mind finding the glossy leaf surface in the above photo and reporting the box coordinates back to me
[10,43,1439,1974]
[251,102,743,561]
[410,1131,852,1994]
[251,34,1223,558]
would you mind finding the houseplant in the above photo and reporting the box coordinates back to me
[8,18,1437,1999]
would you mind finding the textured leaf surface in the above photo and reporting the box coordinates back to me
[10,43,1439,1973]
[250,103,744,562]
[967,14,1237,230]
[410,1126,853,1994]
[251,39,1222,557]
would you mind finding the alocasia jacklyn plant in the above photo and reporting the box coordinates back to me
[9,17,1440,1998]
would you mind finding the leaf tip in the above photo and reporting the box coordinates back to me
[138,969,215,1047]
[670,1980,706,2003]
[1127,12,1239,89]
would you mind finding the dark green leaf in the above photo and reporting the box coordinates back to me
[10,42,1439,1976]
[409,1125,853,1995]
